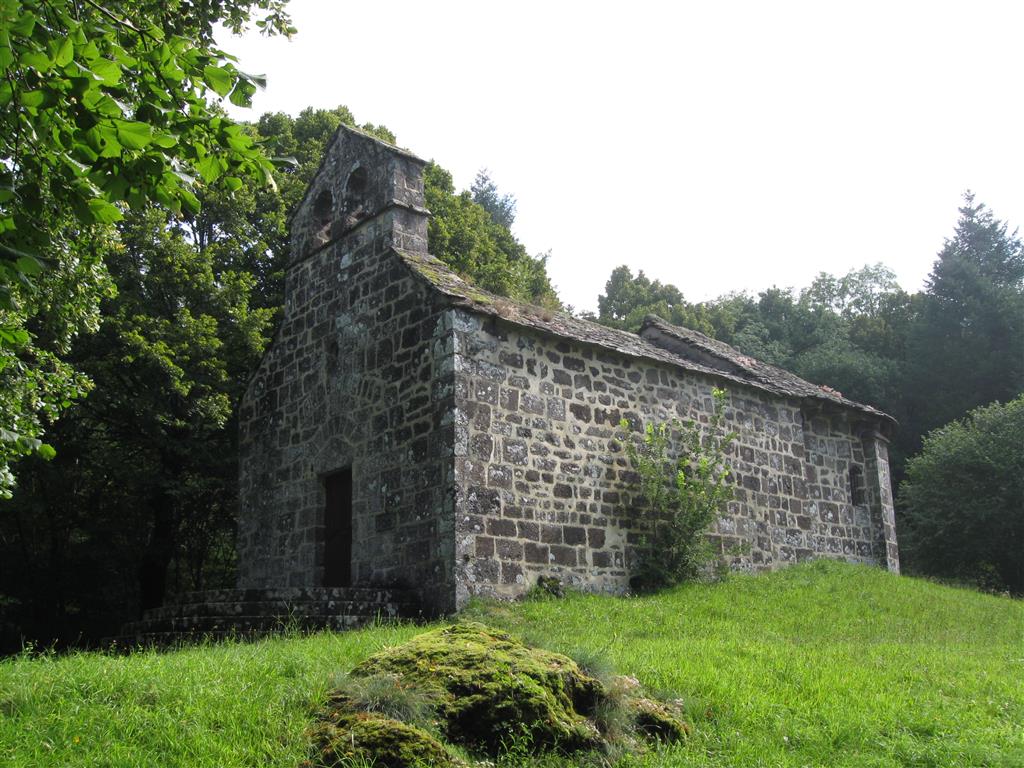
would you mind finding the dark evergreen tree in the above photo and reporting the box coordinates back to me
[904,193,1024,447]
[470,169,517,229]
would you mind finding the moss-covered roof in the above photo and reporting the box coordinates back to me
[394,247,894,424]
[639,315,893,422]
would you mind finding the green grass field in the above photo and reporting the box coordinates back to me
[1,560,1022,767]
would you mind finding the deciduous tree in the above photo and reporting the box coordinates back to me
[595,265,714,333]
[0,0,292,492]
[899,396,1024,593]
[426,163,559,307]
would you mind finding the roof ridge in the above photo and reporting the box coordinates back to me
[637,314,892,422]
[392,249,894,424]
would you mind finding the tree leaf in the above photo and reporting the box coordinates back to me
[225,133,252,152]
[241,71,266,89]
[10,13,36,37]
[37,443,57,461]
[195,155,223,184]
[87,198,123,224]
[89,57,121,86]
[93,95,125,118]
[0,32,14,74]
[179,187,201,215]
[18,89,50,108]
[202,65,233,97]
[15,255,46,276]
[55,36,74,67]
[228,78,256,107]
[21,50,52,71]
[151,133,178,148]
[80,40,100,62]
[114,120,153,150]
[86,125,122,158]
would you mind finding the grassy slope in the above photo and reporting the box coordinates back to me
[1,561,1022,768]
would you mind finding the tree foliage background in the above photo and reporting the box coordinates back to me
[0,0,296,494]
[593,194,1023,592]
[0,92,563,648]
[899,396,1023,594]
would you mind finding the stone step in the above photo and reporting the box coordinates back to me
[141,599,422,622]
[169,586,416,604]
[104,627,317,649]
[121,612,387,636]
[106,585,424,649]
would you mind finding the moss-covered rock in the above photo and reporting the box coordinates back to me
[319,622,693,764]
[312,710,458,768]
[352,622,603,755]
[631,696,691,743]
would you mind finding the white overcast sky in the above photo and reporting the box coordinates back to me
[219,0,1024,312]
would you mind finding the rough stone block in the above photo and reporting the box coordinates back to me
[525,543,549,563]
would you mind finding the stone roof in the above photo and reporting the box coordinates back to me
[395,248,894,424]
[638,315,893,421]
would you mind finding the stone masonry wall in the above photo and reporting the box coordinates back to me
[451,310,897,605]
[238,214,457,613]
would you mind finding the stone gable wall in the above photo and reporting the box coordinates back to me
[237,213,457,611]
[451,310,897,606]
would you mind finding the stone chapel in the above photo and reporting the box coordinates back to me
[236,125,900,616]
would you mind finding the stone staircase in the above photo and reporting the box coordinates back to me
[109,586,422,647]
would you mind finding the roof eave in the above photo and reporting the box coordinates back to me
[393,248,898,427]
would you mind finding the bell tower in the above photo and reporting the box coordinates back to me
[237,124,449,601]
[287,125,429,266]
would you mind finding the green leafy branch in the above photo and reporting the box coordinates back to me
[0,0,290,491]
[620,387,737,590]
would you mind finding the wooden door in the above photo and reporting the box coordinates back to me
[323,468,353,587]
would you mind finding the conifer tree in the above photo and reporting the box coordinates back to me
[904,193,1024,444]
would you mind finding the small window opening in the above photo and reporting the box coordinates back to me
[849,465,866,506]
[313,189,333,223]
[345,167,368,199]
[339,167,370,230]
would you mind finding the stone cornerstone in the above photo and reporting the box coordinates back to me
[237,125,900,615]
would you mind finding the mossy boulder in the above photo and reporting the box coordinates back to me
[352,622,603,755]
[631,696,691,742]
[326,622,693,763]
[311,710,458,768]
